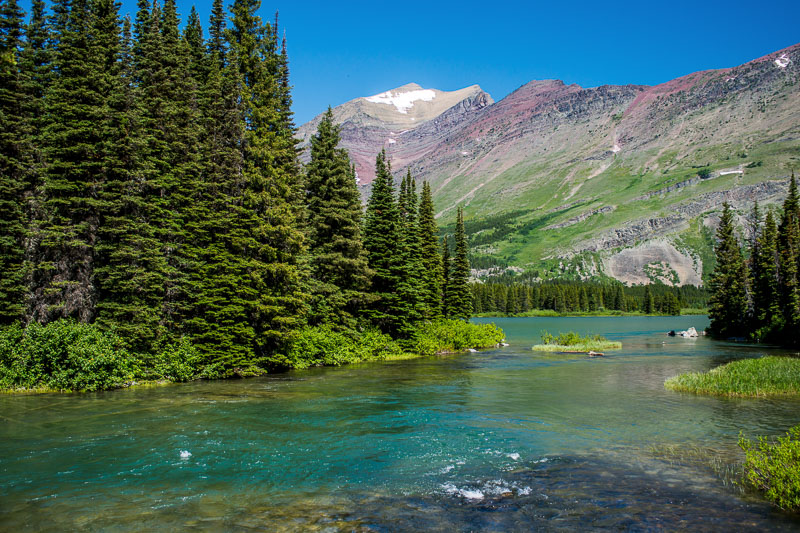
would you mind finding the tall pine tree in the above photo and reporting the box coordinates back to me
[304,108,372,329]
[446,207,472,319]
[708,202,748,337]
[418,181,443,319]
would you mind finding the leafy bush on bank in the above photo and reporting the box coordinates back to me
[280,320,504,369]
[0,320,137,392]
[408,319,504,355]
[739,425,800,511]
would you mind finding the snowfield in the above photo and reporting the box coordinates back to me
[365,89,436,113]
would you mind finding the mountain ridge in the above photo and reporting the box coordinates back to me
[298,42,800,286]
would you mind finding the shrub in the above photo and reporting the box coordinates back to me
[409,319,504,355]
[147,338,202,382]
[0,320,137,392]
[739,425,800,510]
[281,325,402,369]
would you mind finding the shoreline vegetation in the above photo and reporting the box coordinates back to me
[532,331,622,354]
[475,308,708,318]
[0,319,504,394]
[665,356,800,397]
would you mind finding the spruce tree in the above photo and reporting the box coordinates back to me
[396,170,424,327]
[93,4,167,350]
[778,174,800,344]
[708,202,748,337]
[644,285,655,314]
[228,0,306,361]
[32,0,107,322]
[446,207,472,319]
[441,235,451,316]
[304,108,372,329]
[754,209,780,335]
[363,150,406,335]
[418,181,443,319]
[0,0,28,322]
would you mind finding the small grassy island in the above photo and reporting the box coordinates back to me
[664,356,800,397]
[532,331,622,354]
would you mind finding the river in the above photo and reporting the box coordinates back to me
[2,316,799,531]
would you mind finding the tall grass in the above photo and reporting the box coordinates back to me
[665,356,800,397]
[532,330,622,352]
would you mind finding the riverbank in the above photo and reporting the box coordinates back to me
[475,308,708,318]
[665,356,800,397]
[0,319,504,393]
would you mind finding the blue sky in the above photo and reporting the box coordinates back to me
[20,0,800,124]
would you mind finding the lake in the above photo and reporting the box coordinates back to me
[2,316,800,531]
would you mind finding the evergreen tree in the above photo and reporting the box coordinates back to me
[0,0,29,322]
[228,0,306,361]
[207,0,225,62]
[441,235,451,315]
[446,207,472,319]
[778,174,800,344]
[31,0,108,322]
[93,2,167,350]
[304,108,372,328]
[754,209,780,335]
[396,170,424,325]
[708,202,748,337]
[418,181,443,319]
[363,150,409,334]
[644,285,655,314]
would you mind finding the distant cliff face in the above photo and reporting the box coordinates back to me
[298,43,800,286]
[296,83,493,184]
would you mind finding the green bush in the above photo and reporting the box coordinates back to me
[409,319,504,355]
[281,325,402,369]
[0,320,137,392]
[147,338,201,382]
[739,425,800,510]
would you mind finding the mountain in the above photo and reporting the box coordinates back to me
[297,44,800,286]
[296,83,492,184]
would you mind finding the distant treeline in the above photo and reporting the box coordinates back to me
[471,281,708,315]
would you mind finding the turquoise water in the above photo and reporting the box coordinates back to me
[2,316,800,531]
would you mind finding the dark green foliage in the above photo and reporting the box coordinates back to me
[739,424,800,511]
[753,209,781,336]
[304,108,372,328]
[363,150,407,335]
[644,285,655,314]
[227,0,306,362]
[276,325,401,369]
[707,203,747,337]
[441,235,451,314]
[418,181,443,319]
[0,320,136,391]
[31,0,109,322]
[446,207,472,319]
[471,280,705,315]
[778,175,800,344]
[409,319,504,355]
[0,0,29,322]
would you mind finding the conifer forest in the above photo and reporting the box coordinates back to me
[0,0,481,389]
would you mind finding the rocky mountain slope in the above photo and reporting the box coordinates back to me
[298,44,800,286]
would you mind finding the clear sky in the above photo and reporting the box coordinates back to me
[20,0,800,125]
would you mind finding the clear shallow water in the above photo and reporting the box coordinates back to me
[2,316,800,531]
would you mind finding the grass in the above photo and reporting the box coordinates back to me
[532,331,622,353]
[665,356,800,397]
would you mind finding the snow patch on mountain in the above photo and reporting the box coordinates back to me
[775,53,790,68]
[365,89,436,113]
